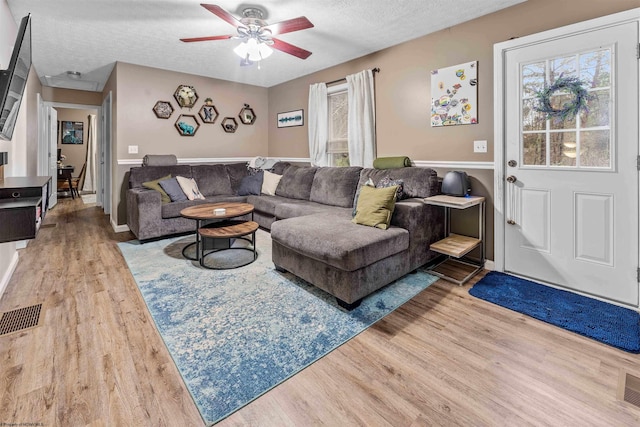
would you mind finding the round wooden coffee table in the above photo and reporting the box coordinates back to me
[198,220,259,269]
[179,202,255,266]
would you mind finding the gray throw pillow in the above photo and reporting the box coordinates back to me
[159,177,188,202]
[377,177,405,200]
[237,170,264,196]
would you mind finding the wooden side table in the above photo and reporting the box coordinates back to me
[423,195,485,285]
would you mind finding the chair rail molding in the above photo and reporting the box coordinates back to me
[117,157,312,165]
[413,160,494,170]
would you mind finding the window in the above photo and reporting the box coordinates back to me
[521,48,612,169]
[327,83,349,166]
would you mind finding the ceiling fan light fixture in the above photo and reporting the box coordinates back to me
[234,38,273,62]
[66,70,82,79]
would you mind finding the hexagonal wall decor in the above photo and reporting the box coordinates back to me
[238,104,256,125]
[175,114,200,136]
[221,117,238,133]
[152,100,174,119]
[174,84,199,108]
[199,104,219,124]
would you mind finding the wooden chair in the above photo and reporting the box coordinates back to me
[57,163,85,199]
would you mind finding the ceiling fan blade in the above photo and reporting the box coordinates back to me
[200,4,242,28]
[264,17,314,35]
[271,38,312,60]
[180,34,233,43]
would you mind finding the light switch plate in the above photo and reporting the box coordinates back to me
[128,145,138,154]
[474,140,487,153]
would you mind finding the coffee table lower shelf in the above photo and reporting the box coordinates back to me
[198,220,259,270]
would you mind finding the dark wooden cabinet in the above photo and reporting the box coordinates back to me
[0,176,51,243]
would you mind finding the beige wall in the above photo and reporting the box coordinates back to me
[111,62,270,225]
[0,1,43,297]
[267,0,639,260]
[41,86,103,106]
[56,107,97,172]
[0,0,19,294]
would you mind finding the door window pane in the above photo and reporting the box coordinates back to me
[523,133,546,166]
[550,132,577,167]
[580,89,610,128]
[551,56,577,82]
[581,130,610,168]
[579,50,611,87]
[522,62,545,98]
[549,92,577,130]
[522,99,546,131]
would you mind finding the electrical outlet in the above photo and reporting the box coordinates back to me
[128,145,138,154]
[474,140,487,153]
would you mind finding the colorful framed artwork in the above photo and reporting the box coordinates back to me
[61,121,84,144]
[431,61,478,127]
[277,109,304,128]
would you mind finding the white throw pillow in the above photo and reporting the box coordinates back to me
[261,170,282,196]
[176,176,205,200]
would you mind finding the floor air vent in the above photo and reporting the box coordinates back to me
[620,372,640,409]
[0,304,42,335]
[40,223,57,229]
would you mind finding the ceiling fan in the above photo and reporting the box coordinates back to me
[181,4,314,65]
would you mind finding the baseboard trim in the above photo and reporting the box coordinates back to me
[484,260,495,271]
[111,218,130,233]
[0,250,19,300]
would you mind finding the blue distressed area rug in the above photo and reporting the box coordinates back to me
[118,230,438,425]
[469,271,640,353]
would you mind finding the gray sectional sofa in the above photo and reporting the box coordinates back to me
[126,162,444,308]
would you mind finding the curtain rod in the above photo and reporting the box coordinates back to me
[326,67,380,86]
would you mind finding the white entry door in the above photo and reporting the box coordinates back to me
[503,21,639,306]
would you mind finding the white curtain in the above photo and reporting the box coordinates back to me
[346,69,376,167]
[82,114,97,192]
[308,82,328,167]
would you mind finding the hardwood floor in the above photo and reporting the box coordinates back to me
[0,198,639,426]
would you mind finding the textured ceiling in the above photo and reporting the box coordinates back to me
[7,0,525,91]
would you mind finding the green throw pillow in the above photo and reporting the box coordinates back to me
[143,174,172,204]
[352,185,398,230]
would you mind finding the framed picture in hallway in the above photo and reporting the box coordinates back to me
[61,121,84,144]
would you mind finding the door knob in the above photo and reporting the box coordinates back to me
[506,175,517,183]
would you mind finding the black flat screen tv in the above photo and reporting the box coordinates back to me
[0,14,31,141]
